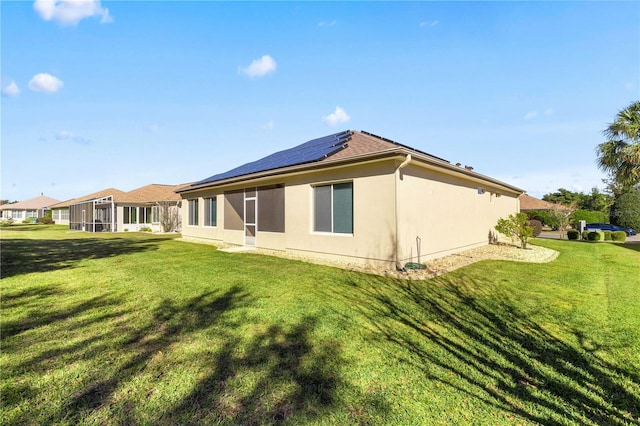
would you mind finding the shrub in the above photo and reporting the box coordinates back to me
[611,189,640,231]
[611,231,627,242]
[582,231,590,240]
[39,216,54,224]
[527,219,542,237]
[603,230,612,241]
[139,226,152,232]
[0,217,14,227]
[587,231,602,241]
[495,213,534,249]
[567,230,580,240]
[526,210,559,230]
[571,209,608,228]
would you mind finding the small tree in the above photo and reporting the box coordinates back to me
[495,212,534,249]
[159,201,181,233]
[548,202,577,239]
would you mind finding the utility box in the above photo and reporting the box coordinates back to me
[579,220,586,233]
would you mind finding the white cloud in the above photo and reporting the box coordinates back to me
[524,107,554,120]
[263,120,275,130]
[33,0,113,25]
[419,20,439,27]
[238,55,277,78]
[28,73,64,93]
[55,130,93,145]
[2,81,20,96]
[318,20,336,27]
[147,123,159,133]
[322,106,351,127]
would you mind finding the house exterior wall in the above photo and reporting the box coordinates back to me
[52,208,70,225]
[180,160,398,266]
[179,158,520,268]
[395,163,520,264]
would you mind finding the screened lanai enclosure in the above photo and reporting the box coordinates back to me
[69,196,115,232]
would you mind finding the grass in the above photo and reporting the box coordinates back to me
[1,225,639,425]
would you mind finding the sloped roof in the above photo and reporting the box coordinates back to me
[50,188,126,208]
[0,195,61,210]
[179,130,524,194]
[116,184,185,203]
[519,194,563,210]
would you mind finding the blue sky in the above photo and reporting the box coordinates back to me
[2,1,639,202]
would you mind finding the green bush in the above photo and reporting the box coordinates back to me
[571,210,608,228]
[527,219,542,237]
[611,231,627,242]
[587,231,603,241]
[39,216,54,224]
[603,230,612,241]
[139,226,152,232]
[495,213,534,249]
[567,230,580,240]
[526,210,559,230]
[611,189,640,231]
[582,231,590,240]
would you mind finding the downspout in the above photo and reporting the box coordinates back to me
[394,154,412,270]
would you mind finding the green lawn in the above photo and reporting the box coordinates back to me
[1,225,639,425]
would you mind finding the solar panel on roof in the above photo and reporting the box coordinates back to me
[195,130,351,185]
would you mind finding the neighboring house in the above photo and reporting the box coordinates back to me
[59,184,185,232]
[0,195,61,222]
[519,194,564,212]
[50,188,125,226]
[177,130,525,269]
[115,183,185,232]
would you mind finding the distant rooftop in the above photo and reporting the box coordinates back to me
[0,195,61,210]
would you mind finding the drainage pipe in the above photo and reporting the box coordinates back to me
[394,154,412,270]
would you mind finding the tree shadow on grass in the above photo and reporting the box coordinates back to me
[165,316,348,425]
[0,237,172,279]
[333,273,640,425]
[4,284,374,425]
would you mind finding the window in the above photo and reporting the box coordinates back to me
[314,182,353,234]
[140,207,152,224]
[26,210,37,218]
[152,206,160,223]
[204,197,217,227]
[188,199,199,226]
[61,209,69,220]
[123,207,137,224]
[12,210,23,219]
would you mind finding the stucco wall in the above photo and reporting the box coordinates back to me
[395,163,520,264]
[179,158,521,268]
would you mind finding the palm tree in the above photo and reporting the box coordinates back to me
[596,101,640,191]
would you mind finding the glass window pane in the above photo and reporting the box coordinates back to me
[211,198,217,226]
[314,185,332,232]
[333,182,353,234]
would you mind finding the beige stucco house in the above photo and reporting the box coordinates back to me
[50,188,125,226]
[0,194,61,222]
[52,184,185,232]
[177,130,524,269]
